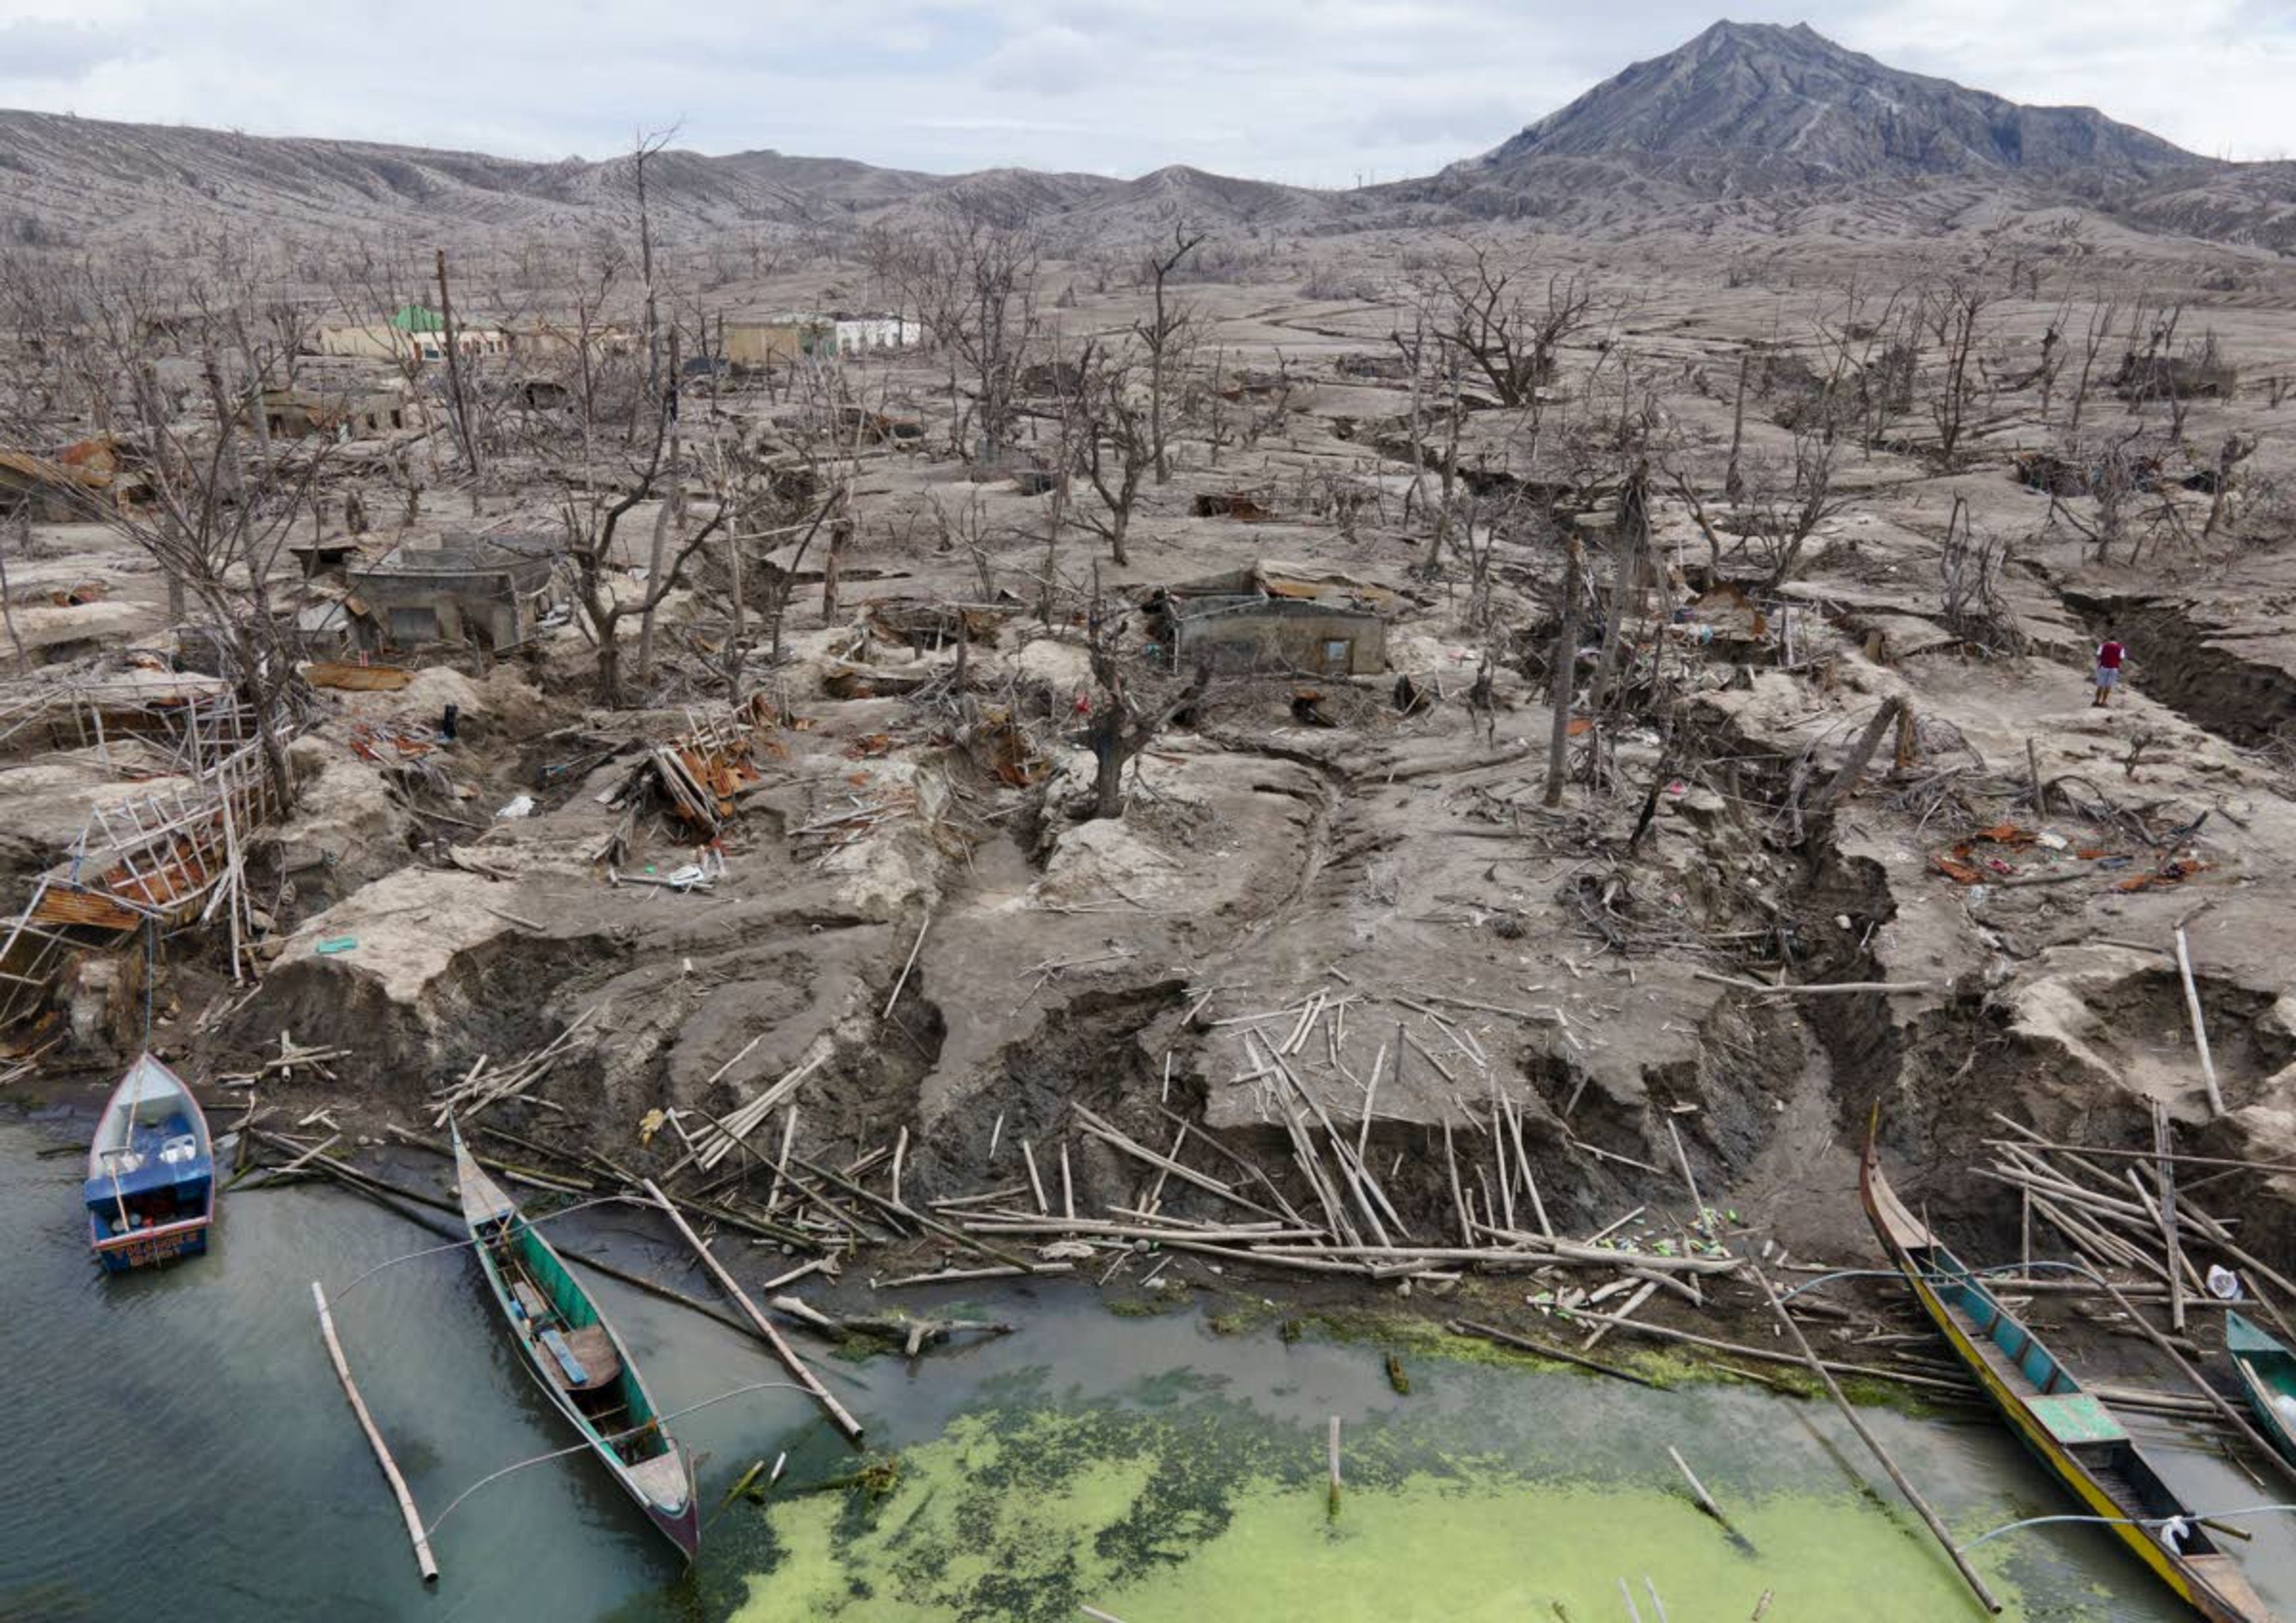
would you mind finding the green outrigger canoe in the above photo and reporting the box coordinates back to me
[2227,1310,2296,1471]
[452,1124,700,1558]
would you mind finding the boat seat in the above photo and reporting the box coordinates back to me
[2028,1392,2127,1446]
[511,1281,551,1324]
[539,1323,621,1391]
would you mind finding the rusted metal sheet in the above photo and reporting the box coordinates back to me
[30,887,145,932]
[307,661,413,692]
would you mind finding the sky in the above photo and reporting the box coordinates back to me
[0,1,2286,185]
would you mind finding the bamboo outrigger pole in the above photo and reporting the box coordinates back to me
[311,1281,438,1582]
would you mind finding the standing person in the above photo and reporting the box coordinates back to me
[2093,633,2127,707]
[1467,657,1497,749]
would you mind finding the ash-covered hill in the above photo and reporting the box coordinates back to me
[1457,20,2206,190]
[0,24,2282,258]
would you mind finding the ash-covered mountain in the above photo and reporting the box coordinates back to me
[1454,20,2206,189]
[0,22,2279,252]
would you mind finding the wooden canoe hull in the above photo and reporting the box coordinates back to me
[2228,1310,2296,1476]
[1861,1118,2268,1623]
[453,1130,699,1560]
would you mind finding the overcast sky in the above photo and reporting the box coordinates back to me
[0,1,2286,184]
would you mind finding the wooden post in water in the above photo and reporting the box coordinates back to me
[641,1177,865,1444]
[1668,1445,1734,1534]
[311,1281,438,1582]
[1751,1267,2001,1614]
[1327,1415,1342,1518]
[2155,1101,2186,1335]
[2175,927,2225,1117]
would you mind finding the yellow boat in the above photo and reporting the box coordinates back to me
[1861,1117,2270,1622]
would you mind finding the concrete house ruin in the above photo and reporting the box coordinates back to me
[316,304,508,365]
[723,315,836,367]
[258,385,412,441]
[1158,562,1391,677]
[346,535,562,652]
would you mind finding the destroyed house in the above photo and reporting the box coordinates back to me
[0,450,125,521]
[317,304,509,365]
[347,535,560,652]
[723,315,837,366]
[258,386,410,441]
[1159,563,1390,677]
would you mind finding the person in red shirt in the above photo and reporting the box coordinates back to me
[2093,635,2127,707]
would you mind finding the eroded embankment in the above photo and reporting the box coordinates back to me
[2065,587,2296,750]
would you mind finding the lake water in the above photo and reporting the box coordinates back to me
[4,1107,2292,1621]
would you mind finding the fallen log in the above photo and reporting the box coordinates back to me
[642,1178,863,1444]
[768,1294,1013,1357]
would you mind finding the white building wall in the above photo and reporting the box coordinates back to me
[833,317,915,354]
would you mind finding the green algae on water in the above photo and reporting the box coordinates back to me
[722,1380,2045,1623]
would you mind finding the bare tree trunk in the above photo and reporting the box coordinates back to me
[822,515,850,620]
[0,512,30,675]
[1725,353,1748,502]
[435,248,480,476]
[636,331,682,682]
[1089,708,1129,819]
[1583,466,1648,725]
[725,518,745,697]
[1542,536,1584,808]
[1807,697,1904,817]
[1149,329,1170,486]
[1107,492,1129,568]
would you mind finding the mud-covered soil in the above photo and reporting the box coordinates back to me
[8,227,2296,1392]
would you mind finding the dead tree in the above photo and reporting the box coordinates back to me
[1724,351,1750,501]
[1542,535,1586,809]
[1937,496,2023,653]
[1082,590,1208,820]
[634,329,686,681]
[1927,276,1990,464]
[554,412,725,704]
[1806,697,1905,818]
[2044,428,2149,565]
[1061,341,1153,566]
[1744,422,1851,588]
[2065,298,2119,437]
[1424,244,1596,415]
[888,211,1042,463]
[2203,433,2260,542]
[1133,225,1205,484]
[549,319,738,702]
[433,247,481,476]
[1583,457,1653,722]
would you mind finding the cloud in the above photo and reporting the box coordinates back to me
[0,19,129,83]
[979,24,1101,94]
[0,2,2282,179]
